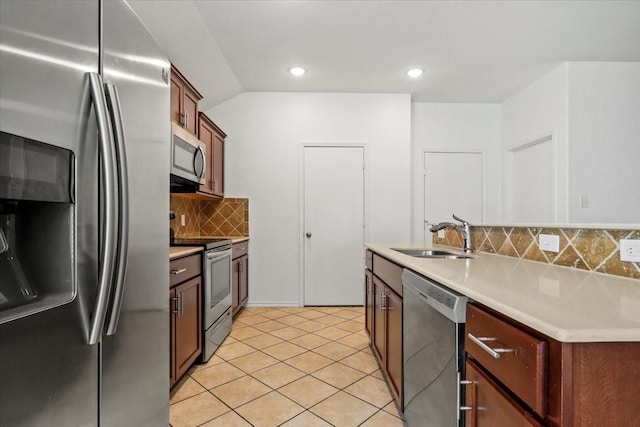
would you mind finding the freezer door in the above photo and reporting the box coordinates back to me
[0,1,101,426]
[100,1,170,426]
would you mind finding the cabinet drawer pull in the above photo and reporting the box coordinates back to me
[172,297,179,314]
[171,268,187,275]
[467,333,514,359]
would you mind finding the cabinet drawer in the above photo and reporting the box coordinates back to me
[465,304,547,417]
[465,359,543,427]
[232,241,248,259]
[372,253,403,296]
[170,253,201,287]
[365,250,373,270]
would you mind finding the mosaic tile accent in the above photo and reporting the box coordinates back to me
[170,195,249,238]
[434,227,640,280]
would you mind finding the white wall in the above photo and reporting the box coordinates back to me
[411,103,501,243]
[208,93,411,306]
[500,63,569,223]
[567,62,640,223]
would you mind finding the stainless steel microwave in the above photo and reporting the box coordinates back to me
[170,122,205,187]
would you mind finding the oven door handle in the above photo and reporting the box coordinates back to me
[206,250,231,260]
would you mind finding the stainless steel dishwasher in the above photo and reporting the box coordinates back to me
[402,269,468,427]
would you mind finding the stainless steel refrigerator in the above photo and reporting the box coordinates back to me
[0,0,170,425]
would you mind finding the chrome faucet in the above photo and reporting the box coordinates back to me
[429,214,473,253]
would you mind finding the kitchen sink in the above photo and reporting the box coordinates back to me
[391,248,472,259]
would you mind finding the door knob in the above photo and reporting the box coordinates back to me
[306,232,312,238]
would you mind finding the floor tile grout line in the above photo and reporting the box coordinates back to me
[172,307,379,427]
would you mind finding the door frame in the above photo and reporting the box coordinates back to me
[422,148,487,245]
[299,143,369,307]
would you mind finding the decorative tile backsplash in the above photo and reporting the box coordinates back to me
[434,226,640,279]
[201,198,249,236]
[170,195,249,238]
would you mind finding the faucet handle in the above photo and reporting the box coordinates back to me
[452,213,469,225]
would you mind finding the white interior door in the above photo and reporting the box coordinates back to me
[424,151,483,243]
[304,146,364,306]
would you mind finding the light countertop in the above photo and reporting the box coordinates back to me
[199,235,250,244]
[169,236,249,260]
[169,246,202,260]
[367,244,640,343]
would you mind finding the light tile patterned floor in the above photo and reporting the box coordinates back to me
[170,306,405,427]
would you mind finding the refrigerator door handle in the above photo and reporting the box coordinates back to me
[104,82,130,336]
[87,72,119,345]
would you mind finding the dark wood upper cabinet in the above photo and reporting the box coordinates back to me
[198,112,226,198]
[170,65,202,137]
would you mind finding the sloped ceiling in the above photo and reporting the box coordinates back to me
[130,1,640,109]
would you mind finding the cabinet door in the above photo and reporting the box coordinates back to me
[212,132,224,197]
[175,277,202,381]
[169,74,182,125]
[197,118,214,194]
[385,287,403,405]
[169,288,176,387]
[372,277,386,363]
[231,257,240,315]
[364,270,373,338]
[465,360,542,427]
[182,87,199,136]
[239,256,248,306]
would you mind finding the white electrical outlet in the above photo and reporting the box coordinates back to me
[180,214,186,227]
[620,239,640,262]
[438,229,445,239]
[580,195,589,208]
[539,234,560,253]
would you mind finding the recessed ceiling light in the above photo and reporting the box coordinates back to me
[407,68,423,78]
[289,67,306,77]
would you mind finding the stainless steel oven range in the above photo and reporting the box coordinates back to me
[171,237,232,361]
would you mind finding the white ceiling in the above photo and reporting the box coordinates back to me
[129,1,640,110]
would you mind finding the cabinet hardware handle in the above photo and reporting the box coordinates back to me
[185,112,189,128]
[172,297,179,314]
[460,406,473,411]
[171,268,187,275]
[381,293,387,311]
[467,333,514,359]
[179,292,184,317]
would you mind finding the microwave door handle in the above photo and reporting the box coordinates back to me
[195,146,205,181]
[86,72,119,345]
[103,82,129,336]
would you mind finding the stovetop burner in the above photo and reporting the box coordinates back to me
[171,237,232,250]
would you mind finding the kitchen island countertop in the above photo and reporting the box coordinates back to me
[367,244,640,343]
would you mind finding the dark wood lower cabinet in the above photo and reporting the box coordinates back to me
[171,276,202,387]
[467,302,640,426]
[370,257,403,407]
[385,288,403,403]
[232,241,249,317]
[372,278,386,362]
[465,359,542,427]
[364,269,373,337]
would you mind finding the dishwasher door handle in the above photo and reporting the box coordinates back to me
[467,333,514,359]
